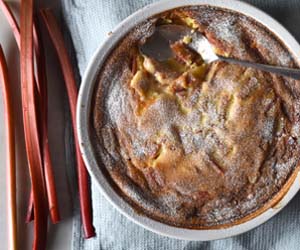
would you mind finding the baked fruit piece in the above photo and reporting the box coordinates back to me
[92,6,300,228]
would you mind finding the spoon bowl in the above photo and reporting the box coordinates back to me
[140,24,219,62]
[140,24,300,79]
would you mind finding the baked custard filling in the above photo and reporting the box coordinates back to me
[92,6,300,228]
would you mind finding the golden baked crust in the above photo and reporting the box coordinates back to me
[91,6,300,228]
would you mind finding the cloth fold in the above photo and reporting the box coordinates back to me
[61,0,300,249]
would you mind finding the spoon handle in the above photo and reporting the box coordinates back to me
[219,56,300,80]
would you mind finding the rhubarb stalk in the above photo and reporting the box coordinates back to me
[20,0,48,249]
[33,19,60,223]
[0,46,17,250]
[0,0,60,223]
[40,9,95,238]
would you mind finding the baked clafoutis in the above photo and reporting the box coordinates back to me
[91,6,300,228]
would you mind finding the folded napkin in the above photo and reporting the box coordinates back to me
[61,0,300,249]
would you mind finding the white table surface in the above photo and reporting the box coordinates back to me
[0,1,73,249]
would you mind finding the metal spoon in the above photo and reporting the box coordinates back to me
[140,24,300,80]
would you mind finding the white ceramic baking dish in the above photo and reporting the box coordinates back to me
[77,0,300,241]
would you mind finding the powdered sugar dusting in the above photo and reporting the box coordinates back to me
[106,76,128,124]
[207,14,246,57]
[93,6,300,227]
[240,17,293,66]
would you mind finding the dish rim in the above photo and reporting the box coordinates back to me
[77,0,300,241]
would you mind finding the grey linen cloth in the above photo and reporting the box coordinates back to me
[61,0,300,249]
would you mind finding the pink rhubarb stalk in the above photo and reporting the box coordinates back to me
[20,0,48,249]
[0,45,17,250]
[0,0,60,223]
[40,9,95,238]
[33,19,60,223]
